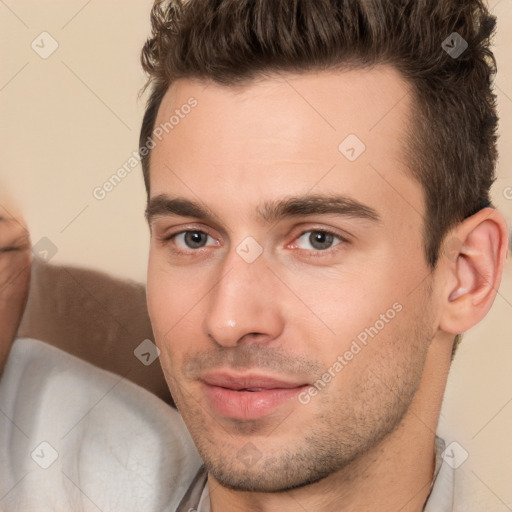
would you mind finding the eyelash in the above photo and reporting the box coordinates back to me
[160,227,348,258]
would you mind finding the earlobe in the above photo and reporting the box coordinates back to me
[439,208,509,335]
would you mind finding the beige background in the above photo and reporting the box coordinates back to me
[1,0,511,508]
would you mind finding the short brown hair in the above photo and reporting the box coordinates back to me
[139,0,498,271]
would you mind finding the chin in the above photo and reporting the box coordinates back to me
[204,453,341,493]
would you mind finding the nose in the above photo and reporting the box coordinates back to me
[202,245,284,348]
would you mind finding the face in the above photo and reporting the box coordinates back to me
[146,67,437,492]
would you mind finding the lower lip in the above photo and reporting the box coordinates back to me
[202,383,307,420]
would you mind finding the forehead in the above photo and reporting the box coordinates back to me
[149,66,423,229]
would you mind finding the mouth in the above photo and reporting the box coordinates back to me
[200,372,309,420]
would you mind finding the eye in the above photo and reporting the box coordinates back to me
[161,227,346,258]
[171,230,218,251]
[293,230,344,252]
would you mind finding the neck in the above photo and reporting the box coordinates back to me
[208,336,452,512]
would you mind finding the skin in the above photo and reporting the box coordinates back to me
[0,207,31,374]
[146,66,509,511]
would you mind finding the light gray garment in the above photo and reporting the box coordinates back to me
[0,338,202,512]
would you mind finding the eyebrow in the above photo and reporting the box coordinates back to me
[145,193,381,226]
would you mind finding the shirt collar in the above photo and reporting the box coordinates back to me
[424,437,455,512]
[176,465,208,512]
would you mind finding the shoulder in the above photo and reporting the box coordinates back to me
[0,338,202,512]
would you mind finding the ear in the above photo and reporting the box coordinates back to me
[439,207,509,335]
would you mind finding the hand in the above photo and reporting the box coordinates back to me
[0,209,31,374]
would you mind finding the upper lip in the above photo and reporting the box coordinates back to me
[201,372,307,390]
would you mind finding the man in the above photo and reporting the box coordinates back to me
[0,1,508,511]
[140,0,508,510]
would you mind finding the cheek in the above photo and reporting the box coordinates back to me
[321,271,419,366]
[284,265,399,344]
[147,253,194,333]
[146,268,184,390]
[147,253,207,366]
[146,257,168,334]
